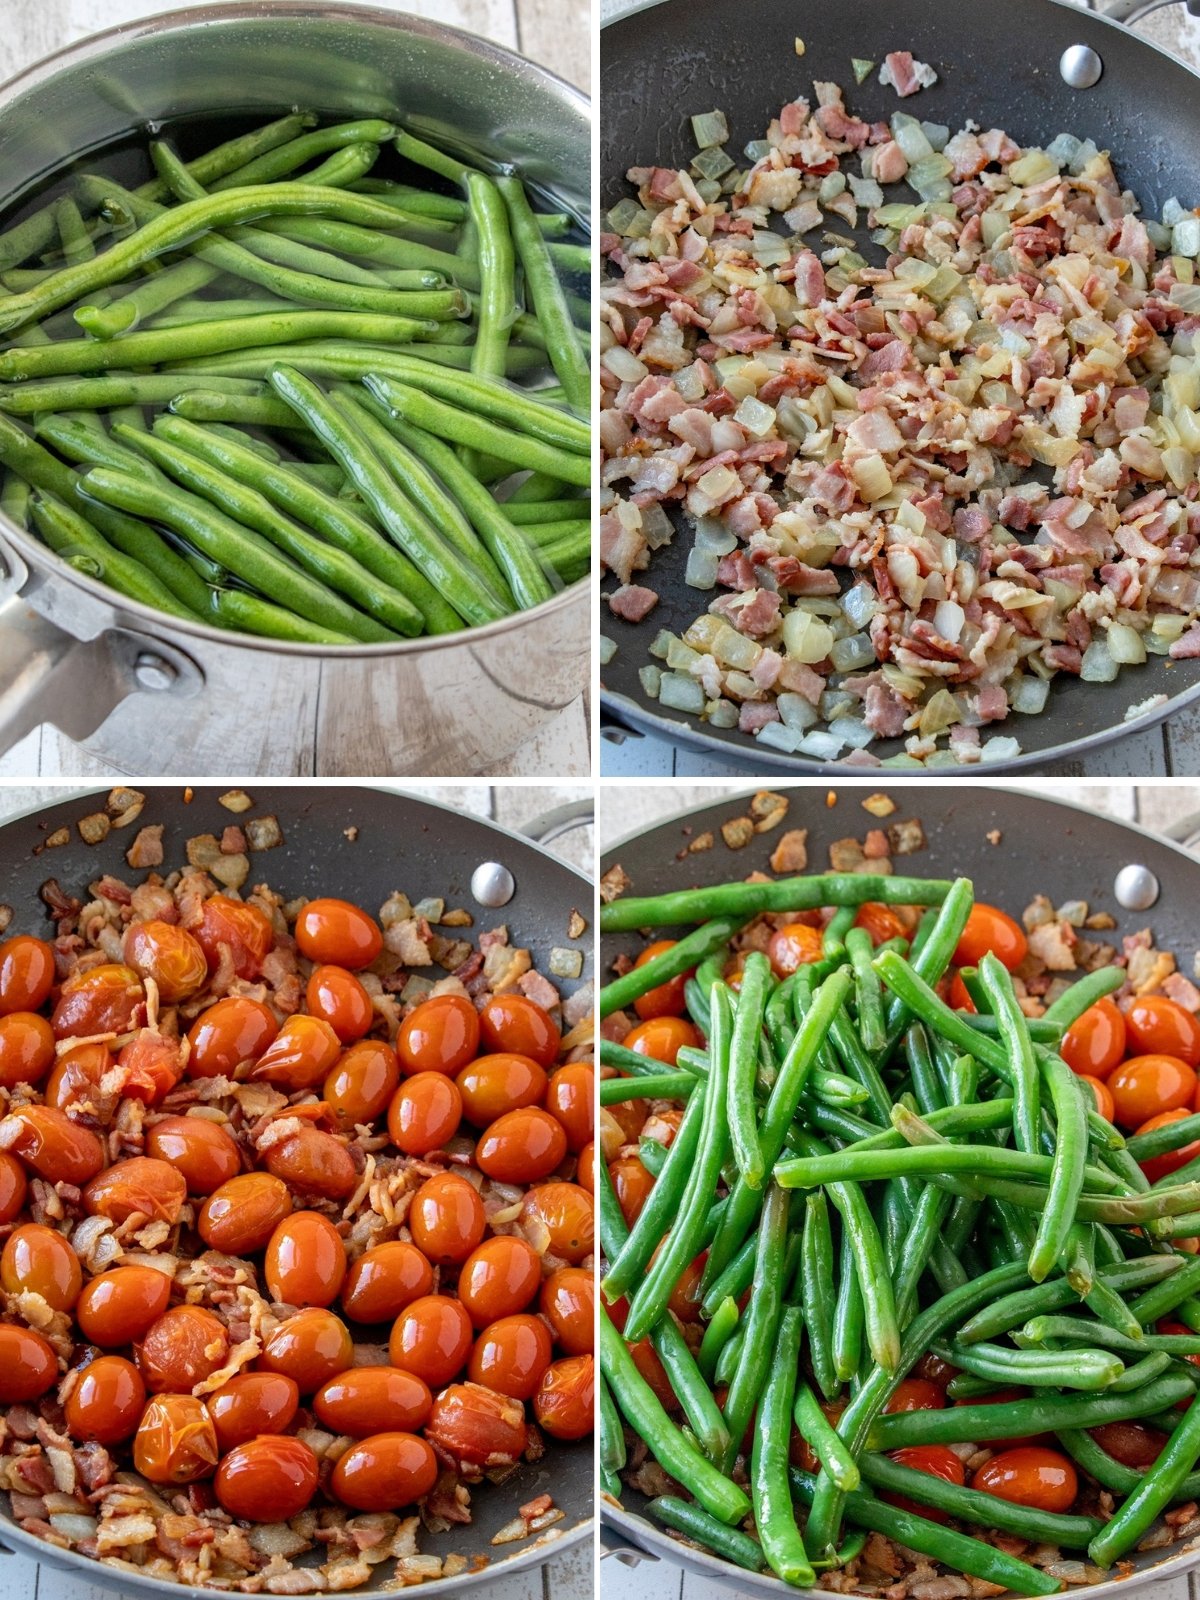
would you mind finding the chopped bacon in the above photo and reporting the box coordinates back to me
[607,585,659,623]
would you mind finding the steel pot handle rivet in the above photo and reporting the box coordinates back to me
[471,861,515,907]
[1115,863,1160,910]
[133,652,178,692]
[1060,43,1103,87]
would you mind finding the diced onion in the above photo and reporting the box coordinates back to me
[684,547,719,589]
[979,736,1022,763]
[843,582,880,629]
[830,632,876,673]
[658,673,707,713]
[638,665,662,698]
[798,729,846,759]
[827,714,875,749]
[1080,641,1119,682]
[783,611,834,663]
[1105,622,1146,665]
[599,635,618,665]
[756,721,804,752]
[1009,676,1049,715]
[933,600,965,644]
[691,110,729,149]
[601,345,648,383]
[733,395,777,437]
[778,693,820,731]
[891,113,934,164]
[694,518,737,556]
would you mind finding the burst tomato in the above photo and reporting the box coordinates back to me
[193,896,273,980]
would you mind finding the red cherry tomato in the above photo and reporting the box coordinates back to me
[264,1126,358,1201]
[1,1222,82,1310]
[1135,1109,1200,1182]
[949,972,976,1013]
[145,1116,240,1195]
[198,1172,291,1255]
[249,1013,341,1092]
[325,1038,399,1129]
[468,1313,552,1400]
[51,963,144,1040]
[387,1072,462,1155]
[534,1353,594,1439]
[610,1157,655,1228]
[138,1305,229,1394]
[0,935,55,1014]
[259,1308,353,1393]
[117,1030,185,1106]
[123,920,208,1003]
[1109,1054,1198,1129]
[306,965,374,1043]
[398,994,480,1076]
[457,1237,542,1328]
[206,1371,299,1451]
[426,1383,527,1466]
[389,1294,473,1387]
[854,904,909,945]
[632,940,692,1020]
[340,1241,433,1324]
[1126,995,1200,1067]
[408,1172,485,1265]
[767,923,825,979]
[884,1444,965,1522]
[954,904,1028,971]
[476,1107,568,1183]
[314,1366,432,1437]
[1079,1075,1115,1123]
[545,1061,594,1151]
[457,1053,547,1126]
[622,1016,701,1069]
[0,1324,56,1401]
[0,1151,27,1225]
[65,1354,144,1444]
[1062,998,1127,1080]
[265,1210,347,1308]
[971,1446,1078,1512]
[884,1379,946,1414]
[294,898,382,970]
[193,895,273,980]
[186,997,278,1079]
[133,1394,218,1483]
[76,1265,172,1347]
[479,993,560,1066]
[0,1012,55,1088]
[1089,1420,1167,1469]
[330,1431,438,1512]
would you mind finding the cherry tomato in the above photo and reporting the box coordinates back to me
[193,895,273,979]
[264,1126,358,1200]
[0,1323,57,1401]
[545,1062,594,1151]
[408,1172,485,1265]
[259,1308,353,1393]
[295,898,382,970]
[954,904,1028,971]
[457,1237,542,1328]
[610,1298,676,1409]
[0,1011,55,1088]
[578,1140,595,1195]
[767,923,825,979]
[398,994,480,1077]
[1135,1108,1200,1183]
[207,1372,300,1452]
[216,1435,319,1522]
[479,993,560,1066]
[44,1042,111,1112]
[186,997,278,1079]
[65,1354,144,1444]
[265,1210,347,1308]
[854,904,909,945]
[198,1172,291,1255]
[884,1445,965,1522]
[133,1394,219,1483]
[972,1446,1078,1512]
[540,1267,594,1355]
[0,1105,105,1185]
[314,1366,433,1437]
[51,963,144,1040]
[389,1294,473,1387]
[949,972,976,1013]
[476,1107,568,1183]
[117,1030,185,1105]
[427,1382,528,1466]
[123,920,208,1002]
[621,1017,700,1069]
[519,1181,593,1265]
[469,1313,552,1400]
[325,1038,400,1129]
[138,1305,230,1394]
[145,1115,240,1195]
[83,1156,187,1226]
[668,1252,705,1325]
[1109,1053,1198,1129]
[76,1265,172,1347]
[0,935,54,1014]
[915,1352,958,1388]
[249,1013,341,1092]
[610,1157,654,1228]
[1127,995,1200,1067]
[1061,997,1127,1080]
[534,1353,594,1439]
[456,1052,548,1126]
[884,1379,946,1414]
[0,1151,27,1224]
[1,1222,82,1311]
[340,1241,433,1324]
[632,941,692,1020]
[387,1072,462,1155]
[1089,1420,1167,1469]
[306,964,374,1043]
[1079,1075,1115,1123]
[330,1431,438,1512]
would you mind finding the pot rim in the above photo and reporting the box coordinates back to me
[0,0,592,662]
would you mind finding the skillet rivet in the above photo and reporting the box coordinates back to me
[471,861,515,908]
[133,652,177,692]
[1060,44,1102,89]
[1114,863,1160,911]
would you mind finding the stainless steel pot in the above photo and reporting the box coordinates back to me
[0,4,591,777]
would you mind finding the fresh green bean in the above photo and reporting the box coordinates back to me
[601,874,953,933]
[601,917,744,1019]
[208,586,356,644]
[722,1179,790,1470]
[794,1381,859,1489]
[832,1218,864,1383]
[1042,965,1126,1027]
[727,952,770,1188]
[603,1084,706,1304]
[753,1307,814,1586]
[957,1255,1184,1344]
[1029,1049,1089,1281]
[599,1073,694,1103]
[801,1189,838,1400]
[697,1295,739,1384]
[846,926,886,1053]
[208,120,399,190]
[394,130,474,187]
[29,492,201,620]
[976,951,1041,1154]
[775,1142,1119,1191]
[0,375,266,416]
[465,172,514,393]
[1089,1380,1200,1565]
[1021,1314,1200,1354]
[893,1183,952,1328]
[942,1338,1124,1389]
[599,1370,625,1496]
[502,497,588,524]
[652,1312,731,1463]
[647,1497,764,1572]
[857,1454,1101,1548]
[880,877,974,1049]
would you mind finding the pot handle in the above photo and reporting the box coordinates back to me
[600,1518,660,1566]
[1090,0,1200,23]
[519,798,594,845]
[1159,811,1200,851]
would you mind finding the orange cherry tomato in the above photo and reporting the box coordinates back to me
[545,1062,594,1152]
[207,1372,299,1452]
[389,1294,473,1387]
[854,903,909,945]
[145,1115,240,1195]
[51,963,144,1040]
[954,904,1028,971]
[408,1172,485,1265]
[116,1030,185,1105]
[215,1435,318,1522]
[83,1156,187,1226]
[123,920,208,1002]
[340,1241,433,1324]
[306,965,374,1043]
[0,1324,56,1401]
[456,1052,547,1126]
[0,1151,27,1224]
[476,1107,568,1183]
[578,1140,595,1194]
[534,1353,594,1439]
[265,1210,347,1308]
[314,1366,432,1437]
[767,923,825,979]
[1136,1109,1200,1183]
[1061,998,1127,1080]
[622,1016,700,1068]
[1,1223,82,1311]
[259,1308,353,1393]
[479,993,560,1066]
[1126,995,1200,1067]
[540,1267,594,1355]
[264,1126,358,1201]
[885,1444,965,1522]
[0,1012,55,1088]
[668,1252,705,1325]
[884,1379,946,1414]
[65,1354,144,1444]
[398,994,481,1077]
[469,1313,552,1400]
[1079,1075,1115,1123]
[456,1237,541,1328]
[193,895,274,979]
[1109,1054,1198,1129]
[133,1394,218,1483]
[330,1431,438,1512]
[610,1157,655,1228]
[249,1013,341,1092]
[0,935,54,1014]
[0,1103,105,1185]
[294,898,382,970]
[76,1265,172,1347]
[519,1181,594,1264]
[387,1072,463,1155]
[949,972,976,1013]
[1090,1420,1167,1469]
[325,1038,400,1129]
[44,1041,111,1112]
[610,1298,676,1410]
[198,1172,291,1255]
[426,1383,527,1466]
[138,1305,230,1394]
[972,1446,1078,1512]
[632,940,692,1020]
[186,997,278,1079]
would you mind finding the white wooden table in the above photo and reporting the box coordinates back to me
[0,781,594,1600]
[0,0,592,780]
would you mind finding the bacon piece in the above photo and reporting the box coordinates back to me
[607,585,659,623]
[864,681,909,737]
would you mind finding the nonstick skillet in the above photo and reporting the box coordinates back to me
[0,784,592,1599]
[600,0,1200,774]
[600,782,1200,1596]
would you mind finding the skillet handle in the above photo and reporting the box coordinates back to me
[1090,0,1200,22]
[519,798,594,845]
[600,1518,660,1566]
[1159,812,1200,851]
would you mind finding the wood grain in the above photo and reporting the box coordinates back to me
[517,0,591,89]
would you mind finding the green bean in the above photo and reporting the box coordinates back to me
[728,952,770,1188]
[164,339,545,382]
[599,1072,694,1103]
[1042,965,1125,1027]
[722,1180,790,1470]
[75,259,221,338]
[753,1306,814,1586]
[208,587,356,644]
[1025,1049,1089,1282]
[1129,1252,1200,1323]
[794,1381,859,1490]
[208,120,398,190]
[975,952,1040,1155]
[960,1013,1062,1044]
[880,877,974,1049]
[547,240,590,276]
[35,414,161,480]
[599,1371,625,1497]
[713,1322,745,1389]
[845,926,886,1053]
[602,1086,706,1304]
[857,1454,1101,1548]
[601,917,744,1019]
[29,492,201,621]
[506,468,573,503]
[0,473,31,529]
[652,1313,731,1463]
[647,1497,764,1572]
[957,1254,1183,1344]
[601,874,952,934]
[893,1183,952,1328]
[828,1100,1015,1155]
[502,497,588,525]
[832,1219,864,1383]
[394,130,474,187]
[138,113,317,204]
[1022,1313,1200,1354]
[1090,1379,1200,1565]
[904,1023,945,1115]
[54,197,94,265]
[536,526,589,583]
[697,1295,739,1384]
[0,375,268,416]
[822,905,856,964]
[942,1338,1123,1389]
[599,1039,677,1077]
[775,1142,1117,1191]
[465,172,514,392]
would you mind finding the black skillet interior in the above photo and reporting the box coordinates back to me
[0,785,592,1597]
[600,0,1200,773]
[601,782,1200,1591]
